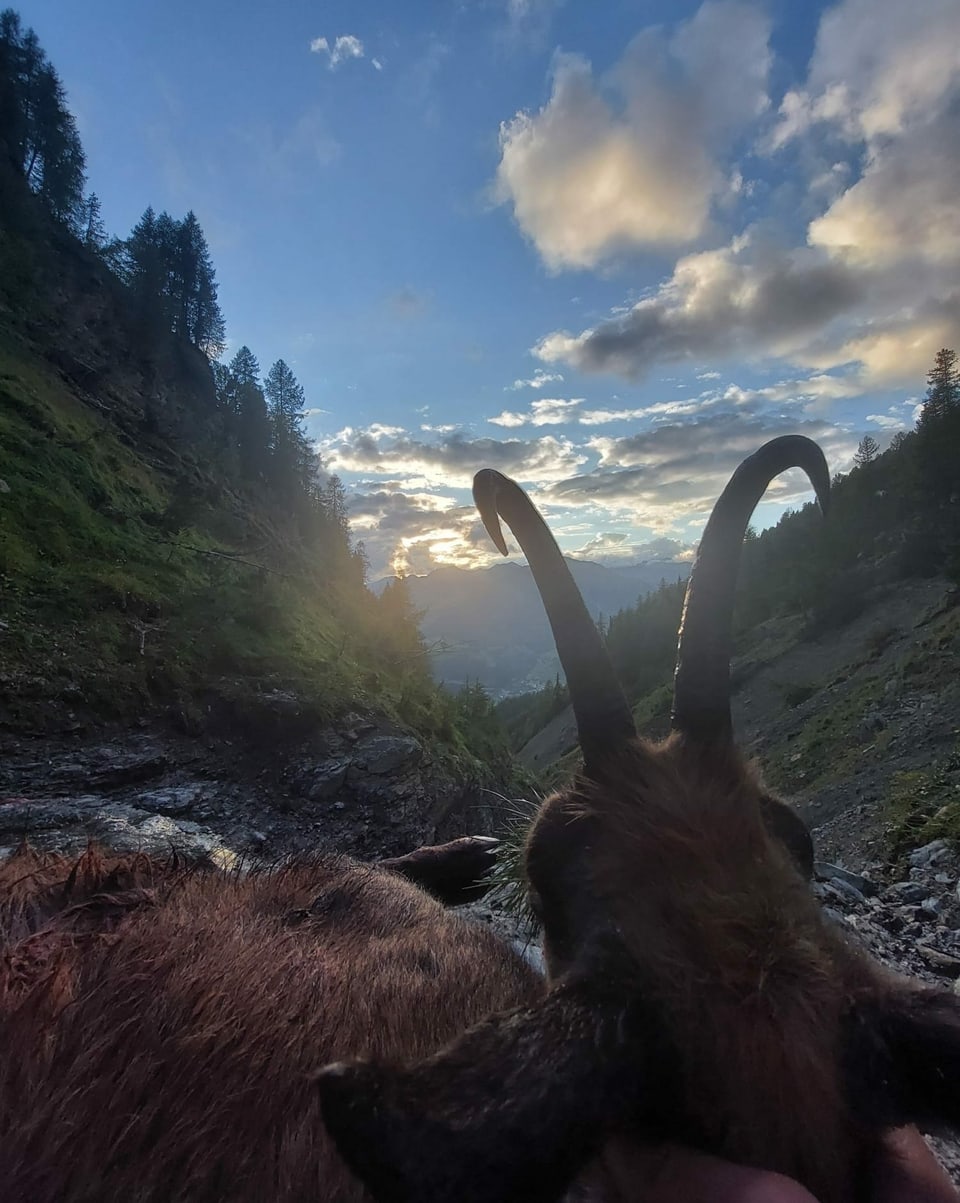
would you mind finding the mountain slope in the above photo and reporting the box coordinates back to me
[375,558,689,695]
[0,163,494,779]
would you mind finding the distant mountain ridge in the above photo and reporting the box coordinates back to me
[375,558,690,696]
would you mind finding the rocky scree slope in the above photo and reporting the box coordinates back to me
[0,707,518,865]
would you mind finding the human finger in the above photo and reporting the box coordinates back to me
[599,1139,820,1203]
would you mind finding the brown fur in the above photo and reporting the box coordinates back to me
[309,450,960,1203]
[308,732,960,1203]
[0,844,541,1202]
[575,737,872,1201]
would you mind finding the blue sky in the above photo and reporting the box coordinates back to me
[19,0,960,575]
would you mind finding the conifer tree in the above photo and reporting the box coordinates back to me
[323,475,352,543]
[377,575,425,658]
[123,207,168,336]
[79,192,106,251]
[119,207,225,357]
[854,435,880,468]
[222,348,270,481]
[264,359,307,494]
[920,349,960,425]
[916,348,960,505]
[235,380,271,481]
[192,259,226,358]
[228,345,260,390]
[171,211,225,357]
[0,9,85,224]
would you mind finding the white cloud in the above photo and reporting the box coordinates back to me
[527,0,960,389]
[488,393,747,430]
[310,34,366,69]
[537,412,860,531]
[486,412,526,429]
[567,531,692,565]
[494,1,772,269]
[866,412,905,431]
[579,400,703,424]
[771,0,960,146]
[807,111,960,266]
[321,424,588,488]
[508,370,564,390]
[488,398,583,427]
[347,489,491,576]
[535,235,864,379]
[366,423,407,439]
[800,303,960,391]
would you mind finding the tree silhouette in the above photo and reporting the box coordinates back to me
[118,206,225,357]
[78,192,106,251]
[920,349,960,425]
[0,9,85,225]
[172,210,225,356]
[227,345,260,391]
[916,348,960,505]
[264,359,307,495]
[854,435,880,468]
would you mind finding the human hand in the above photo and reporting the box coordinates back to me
[871,1127,959,1203]
[598,1127,958,1202]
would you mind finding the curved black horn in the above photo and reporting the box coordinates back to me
[672,436,830,742]
[473,470,636,774]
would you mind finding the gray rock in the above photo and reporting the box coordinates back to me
[909,839,953,868]
[306,758,351,801]
[884,881,929,904]
[814,861,878,897]
[353,735,422,775]
[512,938,545,975]
[857,709,885,741]
[815,880,865,907]
[918,945,960,978]
[0,795,107,835]
[827,877,869,906]
[822,905,847,927]
[257,690,302,717]
[921,897,943,917]
[137,784,204,816]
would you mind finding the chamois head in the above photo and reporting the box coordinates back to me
[318,437,960,1203]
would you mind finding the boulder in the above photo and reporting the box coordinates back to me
[909,839,953,868]
[353,735,422,776]
[306,759,351,801]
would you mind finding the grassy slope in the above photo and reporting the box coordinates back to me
[0,333,472,759]
[529,588,960,864]
[0,340,524,795]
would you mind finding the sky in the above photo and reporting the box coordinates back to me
[18,0,960,577]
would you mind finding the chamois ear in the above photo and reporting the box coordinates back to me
[316,981,644,1203]
[852,985,960,1130]
[759,794,814,880]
